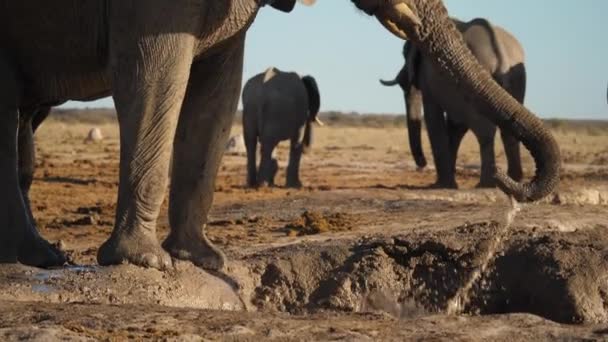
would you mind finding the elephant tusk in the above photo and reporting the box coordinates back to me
[376,3,422,40]
[377,18,409,40]
[315,117,325,126]
[380,78,399,86]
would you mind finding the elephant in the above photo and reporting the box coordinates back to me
[380,18,527,188]
[241,67,322,188]
[350,0,560,201]
[0,0,301,270]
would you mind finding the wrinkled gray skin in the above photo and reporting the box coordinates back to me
[381,18,526,188]
[242,67,321,188]
[351,0,559,202]
[0,0,298,270]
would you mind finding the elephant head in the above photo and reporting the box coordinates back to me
[301,75,322,153]
[380,41,427,169]
[352,0,560,202]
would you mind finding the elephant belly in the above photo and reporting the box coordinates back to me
[426,70,493,129]
[21,70,111,107]
[1,0,110,105]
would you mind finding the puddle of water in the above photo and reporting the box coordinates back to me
[446,196,521,315]
[32,265,98,282]
[31,284,54,294]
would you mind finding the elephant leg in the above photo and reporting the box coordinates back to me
[0,58,64,267]
[244,126,258,188]
[162,38,245,271]
[258,142,277,187]
[97,35,195,270]
[475,131,498,188]
[18,118,36,221]
[446,118,468,177]
[16,116,65,266]
[286,136,304,188]
[424,100,456,188]
[501,130,523,182]
[500,67,525,182]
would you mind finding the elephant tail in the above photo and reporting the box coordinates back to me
[302,119,313,154]
[301,75,320,153]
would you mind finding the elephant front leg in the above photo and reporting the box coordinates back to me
[500,130,523,182]
[446,118,468,178]
[244,129,258,188]
[258,143,278,187]
[97,36,194,270]
[286,137,303,188]
[162,38,245,271]
[424,100,457,188]
[0,58,64,267]
[476,133,498,188]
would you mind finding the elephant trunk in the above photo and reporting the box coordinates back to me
[405,0,560,202]
[302,119,313,154]
[405,83,426,169]
[384,62,427,169]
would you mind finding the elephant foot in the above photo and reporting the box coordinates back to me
[431,180,458,189]
[507,170,524,182]
[257,180,274,188]
[162,229,225,271]
[97,232,172,270]
[286,179,302,188]
[475,179,496,188]
[18,231,66,267]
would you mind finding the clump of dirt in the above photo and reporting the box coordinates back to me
[245,223,608,324]
[283,211,353,236]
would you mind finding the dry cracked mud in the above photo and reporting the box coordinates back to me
[1,116,607,340]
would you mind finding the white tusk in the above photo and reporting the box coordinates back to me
[376,2,422,40]
[377,18,409,40]
[315,117,325,126]
[392,3,422,27]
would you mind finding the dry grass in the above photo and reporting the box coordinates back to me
[41,108,607,170]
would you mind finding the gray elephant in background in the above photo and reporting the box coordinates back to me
[381,18,526,188]
[242,67,322,188]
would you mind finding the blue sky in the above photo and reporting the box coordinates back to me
[64,0,607,119]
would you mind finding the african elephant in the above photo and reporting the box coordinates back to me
[381,18,527,188]
[0,0,300,270]
[241,67,322,188]
[350,0,560,201]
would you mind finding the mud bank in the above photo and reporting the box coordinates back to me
[0,262,243,311]
[4,222,607,326]
[238,222,608,324]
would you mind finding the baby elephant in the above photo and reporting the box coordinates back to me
[242,67,322,188]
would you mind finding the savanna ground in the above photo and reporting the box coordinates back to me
[1,109,608,341]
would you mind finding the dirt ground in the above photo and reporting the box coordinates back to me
[1,112,608,341]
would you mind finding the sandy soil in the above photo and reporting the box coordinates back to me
[1,116,607,341]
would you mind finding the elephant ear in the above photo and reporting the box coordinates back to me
[269,0,296,12]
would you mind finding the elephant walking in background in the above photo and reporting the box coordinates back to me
[242,67,321,188]
[381,18,527,188]
[352,0,559,202]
